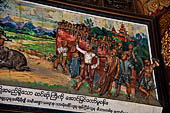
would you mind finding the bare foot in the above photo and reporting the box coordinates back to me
[127,95,130,100]
[90,89,93,94]
[145,94,150,103]
[94,88,101,93]
[108,93,111,97]
[114,94,119,97]
[73,86,79,90]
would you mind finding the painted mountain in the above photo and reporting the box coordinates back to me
[0,16,56,38]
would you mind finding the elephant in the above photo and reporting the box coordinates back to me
[0,46,30,71]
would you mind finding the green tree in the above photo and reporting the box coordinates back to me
[84,18,93,27]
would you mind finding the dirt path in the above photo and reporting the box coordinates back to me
[0,57,71,86]
[0,39,70,86]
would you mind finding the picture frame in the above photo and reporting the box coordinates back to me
[0,0,166,113]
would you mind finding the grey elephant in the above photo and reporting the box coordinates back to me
[0,46,30,71]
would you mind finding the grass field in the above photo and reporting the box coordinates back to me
[4,31,56,56]
[23,43,56,56]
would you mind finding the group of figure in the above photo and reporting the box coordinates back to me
[52,21,160,101]
[58,20,91,41]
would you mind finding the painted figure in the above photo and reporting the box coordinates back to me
[73,44,99,93]
[138,59,159,100]
[54,41,68,72]
[69,45,81,78]
[95,49,120,97]
[124,44,137,63]
[115,52,136,99]
[116,42,123,58]
[98,43,107,55]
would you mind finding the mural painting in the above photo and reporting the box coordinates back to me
[0,0,160,106]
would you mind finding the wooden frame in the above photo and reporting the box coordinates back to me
[0,0,166,112]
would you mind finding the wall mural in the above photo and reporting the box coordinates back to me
[0,0,161,107]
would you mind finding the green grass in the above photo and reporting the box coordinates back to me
[26,81,61,89]
[23,43,56,56]
[4,30,56,56]
[5,31,55,41]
